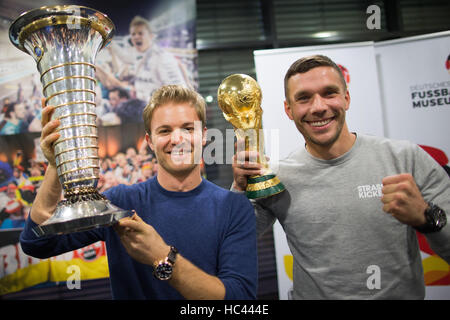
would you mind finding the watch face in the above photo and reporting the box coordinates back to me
[155,263,173,280]
[425,204,447,232]
[435,208,447,228]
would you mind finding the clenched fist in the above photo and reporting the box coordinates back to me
[381,173,428,227]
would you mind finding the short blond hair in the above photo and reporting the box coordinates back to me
[143,85,207,134]
[129,16,152,33]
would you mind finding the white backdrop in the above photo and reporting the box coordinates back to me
[254,33,450,300]
[375,31,450,157]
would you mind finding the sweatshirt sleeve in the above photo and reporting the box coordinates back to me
[413,144,450,264]
[20,214,104,259]
[218,192,258,300]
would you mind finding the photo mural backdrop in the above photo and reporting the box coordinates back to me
[0,0,197,295]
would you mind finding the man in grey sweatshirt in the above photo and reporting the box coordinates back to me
[232,55,450,299]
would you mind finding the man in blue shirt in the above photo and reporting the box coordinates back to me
[20,85,257,299]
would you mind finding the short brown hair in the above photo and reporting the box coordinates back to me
[143,85,206,134]
[284,54,347,101]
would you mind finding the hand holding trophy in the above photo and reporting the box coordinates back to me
[217,74,285,199]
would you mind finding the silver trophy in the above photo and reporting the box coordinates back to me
[9,5,132,236]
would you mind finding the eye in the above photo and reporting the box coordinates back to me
[296,95,309,103]
[158,129,170,135]
[181,126,195,134]
[323,87,340,97]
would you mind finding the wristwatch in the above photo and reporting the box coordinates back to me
[414,202,447,233]
[153,246,178,280]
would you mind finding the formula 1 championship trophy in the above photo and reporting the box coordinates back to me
[217,74,285,199]
[9,5,132,236]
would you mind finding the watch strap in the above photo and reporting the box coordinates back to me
[167,246,178,265]
[414,202,447,234]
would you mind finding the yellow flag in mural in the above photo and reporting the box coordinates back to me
[0,241,109,295]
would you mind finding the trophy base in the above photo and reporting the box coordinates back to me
[32,199,133,237]
[246,173,286,199]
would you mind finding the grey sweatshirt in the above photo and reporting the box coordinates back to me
[252,134,450,299]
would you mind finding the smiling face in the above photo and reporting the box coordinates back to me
[284,66,351,154]
[146,102,206,179]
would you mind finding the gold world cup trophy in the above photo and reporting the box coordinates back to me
[217,74,285,199]
[9,5,133,236]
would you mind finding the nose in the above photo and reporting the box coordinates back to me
[310,94,327,114]
[170,128,184,145]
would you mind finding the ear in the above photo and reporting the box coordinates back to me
[284,100,294,120]
[202,126,208,147]
[145,133,154,152]
[344,89,350,111]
